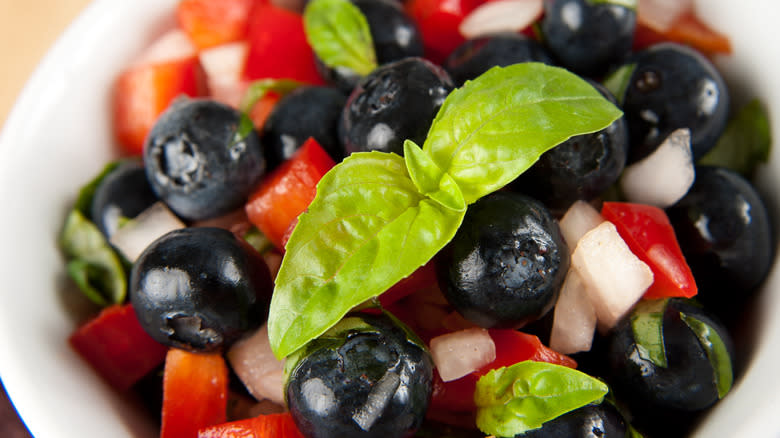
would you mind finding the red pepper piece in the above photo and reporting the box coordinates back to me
[177,0,260,50]
[198,413,305,438]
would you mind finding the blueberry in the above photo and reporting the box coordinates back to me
[444,33,555,87]
[286,312,433,438]
[261,86,347,169]
[516,403,627,437]
[130,227,273,352]
[317,0,425,92]
[540,0,635,77]
[340,57,453,156]
[90,159,158,238]
[665,166,773,319]
[510,81,628,213]
[436,192,569,329]
[620,43,730,162]
[144,98,265,221]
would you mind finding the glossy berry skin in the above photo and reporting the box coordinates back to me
[607,299,735,418]
[517,403,627,437]
[130,227,272,352]
[511,82,627,213]
[437,192,569,329]
[91,160,158,238]
[144,98,265,221]
[621,43,729,162]
[340,57,453,156]
[317,0,424,92]
[666,166,773,317]
[540,0,636,77]
[286,313,433,438]
[261,86,347,169]
[444,33,555,87]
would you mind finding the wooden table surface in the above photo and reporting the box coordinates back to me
[0,1,92,434]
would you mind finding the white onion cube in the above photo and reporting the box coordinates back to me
[430,328,495,382]
[559,200,604,249]
[109,202,186,262]
[550,269,597,355]
[133,29,196,67]
[227,324,286,405]
[459,0,543,39]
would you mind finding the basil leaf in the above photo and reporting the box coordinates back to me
[680,312,734,399]
[239,79,304,113]
[424,63,623,204]
[303,0,377,77]
[602,63,635,106]
[631,299,669,368]
[404,139,466,212]
[698,99,771,177]
[268,152,466,358]
[73,161,122,216]
[60,210,127,306]
[474,361,609,437]
[243,226,273,254]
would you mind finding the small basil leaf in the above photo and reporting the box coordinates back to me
[74,161,122,216]
[680,312,734,399]
[424,63,623,204]
[628,424,646,438]
[404,139,466,212]
[239,79,304,113]
[698,99,772,177]
[474,361,609,437]
[586,0,637,10]
[303,0,377,76]
[602,63,636,106]
[268,152,466,358]
[631,299,669,368]
[60,210,127,306]
[243,226,273,254]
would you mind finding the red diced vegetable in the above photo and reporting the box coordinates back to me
[177,0,259,50]
[634,12,732,55]
[198,413,304,438]
[378,261,439,307]
[602,202,698,299]
[406,0,483,63]
[69,304,168,391]
[247,91,281,131]
[113,57,206,155]
[245,137,335,250]
[243,5,324,84]
[161,349,229,438]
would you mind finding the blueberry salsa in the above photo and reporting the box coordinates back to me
[60,1,774,438]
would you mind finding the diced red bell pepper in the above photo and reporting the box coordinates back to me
[69,304,168,391]
[406,0,483,64]
[161,348,229,438]
[245,137,335,250]
[601,202,698,300]
[113,57,207,155]
[429,329,576,415]
[244,5,324,84]
[378,261,439,307]
[198,413,304,438]
[247,91,281,131]
[177,0,260,50]
[634,12,732,55]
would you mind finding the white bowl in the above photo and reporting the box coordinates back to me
[0,0,777,437]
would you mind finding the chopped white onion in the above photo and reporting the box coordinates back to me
[620,128,695,208]
[637,0,692,32]
[549,269,597,355]
[430,328,496,382]
[109,202,186,262]
[199,42,250,108]
[459,0,543,40]
[558,200,605,249]
[572,221,654,331]
[133,29,196,67]
[227,324,286,405]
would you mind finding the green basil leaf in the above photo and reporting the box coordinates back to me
[628,424,646,438]
[474,361,609,437]
[631,299,669,368]
[239,78,304,113]
[60,210,127,306]
[424,63,623,204]
[404,139,466,212]
[303,0,377,77]
[698,99,772,177]
[268,152,465,358]
[243,226,273,254]
[586,0,637,10]
[602,63,636,106]
[73,161,122,216]
[680,312,734,399]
